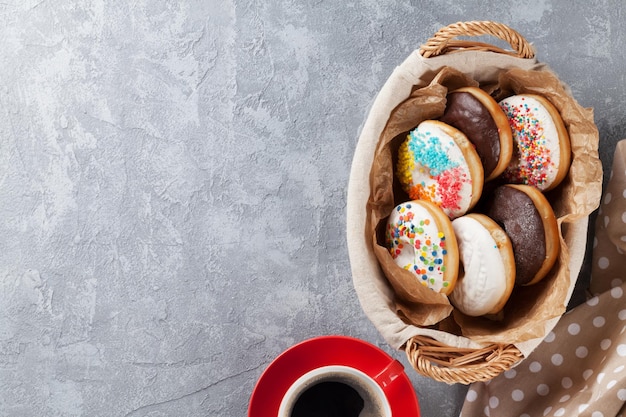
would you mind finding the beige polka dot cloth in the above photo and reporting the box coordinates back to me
[459,140,626,417]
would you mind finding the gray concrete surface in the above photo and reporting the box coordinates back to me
[0,1,624,416]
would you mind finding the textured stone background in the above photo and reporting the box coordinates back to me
[0,1,624,416]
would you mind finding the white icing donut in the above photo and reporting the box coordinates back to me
[396,120,483,219]
[385,200,458,294]
[449,214,515,316]
[498,94,570,191]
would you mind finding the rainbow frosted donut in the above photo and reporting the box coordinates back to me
[498,94,571,191]
[397,120,483,219]
[385,200,459,294]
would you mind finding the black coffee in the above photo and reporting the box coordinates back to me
[290,381,365,417]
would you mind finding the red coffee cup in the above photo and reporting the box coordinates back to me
[248,335,420,417]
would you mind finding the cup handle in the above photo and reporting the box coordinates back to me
[373,359,405,392]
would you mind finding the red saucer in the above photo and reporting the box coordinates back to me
[248,335,420,416]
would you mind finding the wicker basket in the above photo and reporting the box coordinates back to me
[347,21,601,384]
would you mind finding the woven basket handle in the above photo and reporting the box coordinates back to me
[405,335,524,384]
[419,21,535,59]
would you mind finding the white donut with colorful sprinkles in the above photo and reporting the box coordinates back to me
[498,94,571,191]
[385,200,459,295]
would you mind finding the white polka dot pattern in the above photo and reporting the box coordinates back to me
[488,396,498,408]
[529,361,542,372]
[466,389,477,402]
[561,377,573,389]
[592,141,626,295]
[575,346,588,358]
[537,384,549,396]
[568,323,580,335]
[593,316,606,327]
[459,281,626,416]
[551,353,564,366]
[504,368,516,379]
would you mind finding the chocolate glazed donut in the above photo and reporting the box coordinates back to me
[440,87,513,181]
[441,92,500,176]
[485,184,559,286]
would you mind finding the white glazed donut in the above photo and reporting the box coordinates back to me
[498,94,571,191]
[385,200,459,295]
[396,120,484,219]
[449,214,515,316]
